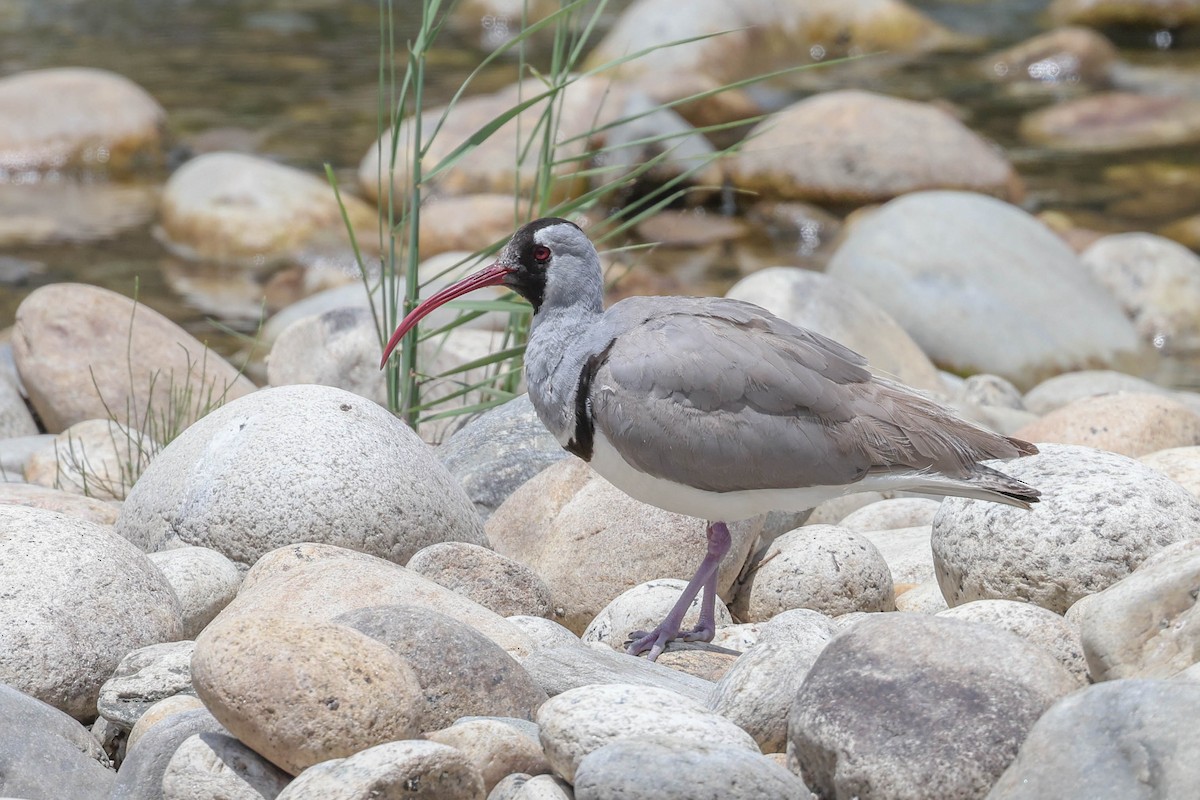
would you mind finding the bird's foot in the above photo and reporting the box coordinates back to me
[626,620,715,661]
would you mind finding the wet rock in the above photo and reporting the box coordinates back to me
[1013,392,1200,457]
[708,609,838,753]
[0,180,159,247]
[582,579,733,651]
[426,718,551,793]
[437,394,567,519]
[933,443,1200,613]
[161,732,291,800]
[826,191,1140,387]
[1021,92,1200,152]
[938,599,1088,686]
[0,372,35,437]
[735,524,895,621]
[1140,445,1200,499]
[1049,0,1200,27]
[158,151,379,270]
[1023,368,1173,414]
[334,604,547,732]
[277,740,485,799]
[97,641,196,730]
[407,542,552,618]
[110,707,226,800]
[0,683,116,800]
[486,459,759,634]
[538,683,758,783]
[24,418,156,501]
[0,481,120,524]
[1072,541,1200,681]
[982,26,1116,89]
[11,282,255,433]
[988,679,1200,799]
[0,67,164,174]
[0,504,183,719]
[788,614,1077,799]
[726,267,943,393]
[192,616,424,775]
[214,544,533,658]
[114,384,487,569]
[731,91,1019,205]
[520,643,714,704]
[146,546,242,638]
[1080,232,1200,353]
[574,740,810,800]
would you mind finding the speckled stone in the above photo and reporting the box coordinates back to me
[275,740,485,799]
[938,599,1088,686]
[407,542,552,618]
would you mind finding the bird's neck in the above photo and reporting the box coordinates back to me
[525,302,604,447]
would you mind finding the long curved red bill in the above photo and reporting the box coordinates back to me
[379,261,512,368]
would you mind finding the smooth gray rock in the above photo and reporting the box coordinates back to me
[334,604,547,731]
[110,707,227,800]
[520,644,713,704]
[407,541,552,618]
[0,505,183,719]
[487,773,573,800]
[114,384,487,569]
[573,740,811,800]
[146,547,241,638]
[1022,369,1172,415]
[426,717,551,793]
[0,683,115,800]
[708,608,838,752]
[582,579,733,652]
[97,641,196,730]
[266,306,386,405]
[988,680,1200,799]
[0,373,36,438]
[161,733,290,800]
[939,599,1088,686]
[789,614,1077,800]
[838,498,942,533]
[275,740,485,800]
[860,526,936,585]
[438,394,568,519]
[933,444,1200,613]
[826,191,1139,387]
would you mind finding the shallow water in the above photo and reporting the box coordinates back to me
[2,0,1200,383]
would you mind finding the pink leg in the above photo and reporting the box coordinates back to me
[626,521,731,661]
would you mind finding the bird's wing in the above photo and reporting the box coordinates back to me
[587,298,1025,493]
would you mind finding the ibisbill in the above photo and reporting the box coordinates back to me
[381,217,1039,661]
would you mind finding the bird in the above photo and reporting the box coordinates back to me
[381,217,1039,661]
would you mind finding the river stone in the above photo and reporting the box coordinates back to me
[276,740,485,800]
[0,504,183,719]
[97,641,196,730]
[128,695,207,753]
[489,774,574,800]
[0,481,120,524]
[1140,446,1200,499]
[520,644,714,704]
[708,609,839,753]
[933,444,1200,614]
[736,524,895,621]
[24,417,157,501]
[856,526,936,586]
[0,67,164,174]
[161,732,291,800]
[0,683,115,800]
[894,581,949,613]
[1072,541,1200,681]
[1021,92,1200,152]
[988,679,1200,799]
[582,579,734,651]
[437,394,567,519]
[938,599,1088,686]
[1023,369,1175,414]
[731,91,1019,205]
[114,384,487,568]
[825,192,1140,388]
[1080,232,1200,353]
[11,282,256,433]
[147,547,242,638]
[333,604,547,732]
[788,614,1077,799]
[486,458,760,634]
[220,543,532,657]
[0,373,34,437]
[574,739,810,800]
[506,616,582,654]
[426,718,550,793]
[110,707,227,800]
[537,683,758,783]
[267,305,386,405]
[158,151,379,269]
[1049,0,1200,27]
[838,498,942,533]
[1013,392,1200,457]
[725,267,943,393]
[407,542,552,618]
[982,26,1116,89]
[192,616,425,775]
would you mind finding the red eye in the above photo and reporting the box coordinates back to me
[533,245,551,263]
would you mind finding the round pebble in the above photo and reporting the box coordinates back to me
[407,541,553,618]
[274,739,485,800]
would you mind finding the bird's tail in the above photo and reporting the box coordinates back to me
[883,462,1040,509]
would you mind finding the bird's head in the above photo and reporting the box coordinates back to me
[380,217,601,367]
